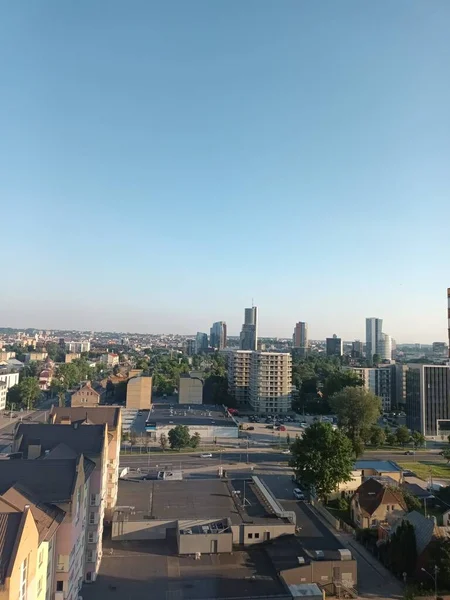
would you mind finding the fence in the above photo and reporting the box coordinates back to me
[310,498,356,536]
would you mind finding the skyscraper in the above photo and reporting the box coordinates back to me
[195,332,208,354]
[326,334,343,357]
[249,351,292,414]
[379,333,392,361]
[240,306,258,351]
[293,322,308,349]
[365,318,383,360]
[210,321,227,350]
[447,287,450,360]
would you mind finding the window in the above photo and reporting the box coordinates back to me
[56,581,63,592]
[87,549,94,563]
[38,548,43,566]
[37,577,43,595]
[247,533,253,539]
[88,532,95,543]
[90,493,96,506]
[89,512,95,525]
[254,532,260,539]
[20,555,28,600]
[86,572,92,582]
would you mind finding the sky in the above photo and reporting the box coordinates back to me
[1,1,449,342]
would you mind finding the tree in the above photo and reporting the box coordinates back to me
[129,430,137,450]
[289,422,354,502]
[386,432,397,446]
[286,433,291,447]
[369,425,386,448]
[425,539,450,590]
[402,488,421,512]
[395,425,411,447]
[411,431,426,449]
[159,433,168,451]
[6,377,41,410]
[386,520,417,577]
[168,425,191,450]
[442,448,450,464]
[322,370,362,399]
[190,432,201,449]
[330,387,382,457]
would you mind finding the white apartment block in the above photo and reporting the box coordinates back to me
[347,365,395,412]
[228,350,252,407]
[0,369,19,390]
[0,381,7,411]
[249,352,292,414]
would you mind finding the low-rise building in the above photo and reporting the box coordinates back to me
[71,382,104,407]
[178,372,203,404]
[24,351,48,363]
[0,351,15,362]
[64,353,81,364]
[0,381,6,411]
[350,477,407,529]
[100,353,119,367]
[126,376,152,409]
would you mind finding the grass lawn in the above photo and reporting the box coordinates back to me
[398,461,450,480]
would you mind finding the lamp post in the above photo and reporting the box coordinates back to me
[421,565,438,600]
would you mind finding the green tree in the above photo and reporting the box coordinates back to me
[286,432,291,447]
[372,353,381,366]
[369,425,386,448]
[386,432,397,446]
[289,422,354,502]
[425,539,450,590]
[411,431,426,449]
[402,488,421,512]
[386,520,417,577]
[114,381,128,403]
[322,370,362,399]
[135,358,149,370]
[168,425,191,450]
[441,448,450,464]
[159,433,168,451]
[190,432,201,449]
[330,387,382,457]
[395,425,411,447]
[6,377,41,410]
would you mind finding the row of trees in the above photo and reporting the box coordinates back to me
[123,425,201,451]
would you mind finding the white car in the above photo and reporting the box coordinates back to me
[282,449,291,455]
[200,453,213,458]
[293,488,305,500]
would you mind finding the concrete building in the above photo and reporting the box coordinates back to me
[351,340,364,359]
[406,364,450,437]
[0,351,15,362]
[0,369,19,391]
[71,382,103,407]
[48,406,122,520]
[0,381,6,411]
[227,350,252,407]
[100,353,119,367]
[350,478,407,529]
[112,477,296,550]
[395,363,407,408]
[0,457,94,600]
[365,317,383,360]
[379,333,392,361]
[210,321,227,350]
[64,352,81,363]
[126,376,152,409]
[24,351,48,363]
[240,306,258,351]
[185,339,196,356]
[195,332,208,354]
[249,352,292,414]
[13,423,109,584]
[347,365,396,412]
[178,372,203,404]
[326,334,343,357]
[293,321,308,350]
[65,341,91,353]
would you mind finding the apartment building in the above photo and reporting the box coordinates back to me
[0,505,39,600]
[24,351,48,363]
[65,341,91,353]
[346,365,395,412]
[0,382,6,411]
[71,382,103,407]
[0,369,19,390]
[249,352,292,414]
[228,350,252,407]
[100,353,119,367]
[49,406,122,520]
[326,334,343,357]
[64,353,81,364]
[0,457,93,600]
[406,364,450,437]
[13,423,108,583]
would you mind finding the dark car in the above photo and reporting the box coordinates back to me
[266,424,274,429]
[247,426,255,431]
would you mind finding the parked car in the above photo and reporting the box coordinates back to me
[293,488,305,500]
[247,426,255,431]
[200,453,213,458]
[266,424,274,429]
[278,425,286,431]
[404,450,414,455]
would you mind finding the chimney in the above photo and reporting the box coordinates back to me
[27,441,41,460]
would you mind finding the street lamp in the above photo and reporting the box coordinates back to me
[421,565,438,600]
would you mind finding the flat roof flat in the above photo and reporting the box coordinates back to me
[149,403,237,428]
[354,460,402,472]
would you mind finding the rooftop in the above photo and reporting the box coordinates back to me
[0,512,22,583]
[14,423,106,457]
[50,406,121,430]
[149,403,237,428]
[354,460,402,473]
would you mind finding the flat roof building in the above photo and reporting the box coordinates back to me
[178,372,203,405]
[126,376,152,410]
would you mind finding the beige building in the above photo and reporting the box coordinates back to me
[49,406,122,520]
[227,350,252,406]
[179,372,203,404]
[100,353,119,367]
[249,352,292,414]
[350,478,407,529]
[71,382,103,407]
[64,353,81,364]
[24,351,48,363]
[126,376,152,409]
[0,351,15,362]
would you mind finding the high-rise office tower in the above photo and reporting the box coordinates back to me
[365,318,383,359]
[249,352,292,414]
[195,332,208,354]
[406,364,450,436]
[240,306,258,351]
[210,321,227,350]
[326,334,343,357]
[351,341,364,359]
[379,333,392,361]
[293,322,308,349]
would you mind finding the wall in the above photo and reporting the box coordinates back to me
[0,371,19,390]
[71,387,100,407]
[280,560,357,589]
[178,532,232,554]
[238,523,296,545]
[126,376,152,409]
[112,519,176,541]
[105,411,122,520]
[179,376,203,405]
[157,424,238,440]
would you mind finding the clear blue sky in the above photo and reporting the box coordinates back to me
[1,1,449,342]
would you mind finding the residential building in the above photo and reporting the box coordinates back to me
[126,376,152,409]
[210,321,227,350]
[347,365,396,412]
[240,306,258,351]
[13,423,108,585]
[432,342,447,355]
[406,364,450,437]
[0,351,15,362]
[227,350,252,406]
[0,369,19,390]
[71,382,104,407]
[48,406,122,521]
[0,485,64,600]
[0,504,39,600]
[100,353,119,367]
[24,351,48,363]
[65,341,91,353]
[326,334,343,357]
[195,332,208,354]
[179,372,203,404]
[38,368,53,391]
[185,339,196,356]
[379,333,392,361]
[350,478,407,529]
[0,382,6,411]
[448,287,450,359]
[249,352,292,414]
[64,353,81,364]
[365,317,383,360]
[292,321,308,350]
[395,363,407,408]
[351,340,364,359]
[0,457,94,600]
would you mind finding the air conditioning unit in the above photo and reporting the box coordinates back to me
[297,556,305,565]
[314,550,324,559]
